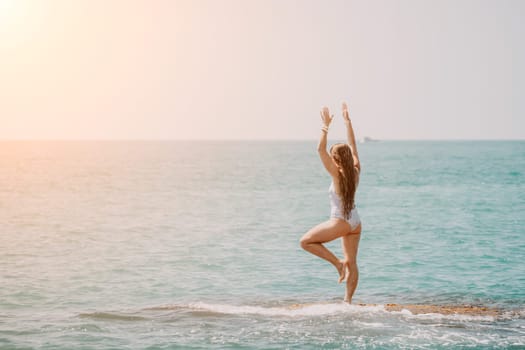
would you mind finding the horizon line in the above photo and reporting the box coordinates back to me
[0,138,524,142]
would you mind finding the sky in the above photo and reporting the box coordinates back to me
[0,0,524,140]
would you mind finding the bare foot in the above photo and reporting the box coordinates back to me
[337,260,347,283]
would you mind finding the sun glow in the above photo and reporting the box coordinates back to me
[0,0,17,24]
[0,0,31,42]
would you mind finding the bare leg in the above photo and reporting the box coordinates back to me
[300,219,353,282]
[341,225,361,303]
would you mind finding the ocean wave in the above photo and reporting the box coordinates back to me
[78,312,149,321]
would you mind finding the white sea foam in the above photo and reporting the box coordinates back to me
[148,302,500,322]
[411,312,495,322]
[160,302,387,317]
[388,308,496,322]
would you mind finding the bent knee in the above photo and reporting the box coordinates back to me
[299,236,312,249]
[299,238,308,249]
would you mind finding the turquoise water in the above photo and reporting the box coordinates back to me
[1,140,524,349]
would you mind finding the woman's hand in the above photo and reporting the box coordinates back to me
[320,106,333,127]
[342,102,351,123]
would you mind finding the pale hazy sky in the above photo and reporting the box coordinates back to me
[1,0,524,140]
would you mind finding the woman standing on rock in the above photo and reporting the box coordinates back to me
[300,102,362,303]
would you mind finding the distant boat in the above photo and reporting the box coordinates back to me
[362,136,379,143]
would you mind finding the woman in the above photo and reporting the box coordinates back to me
[300,102,362,303]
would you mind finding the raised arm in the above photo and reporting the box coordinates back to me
[342,102,360,171]
[317,107,339,177]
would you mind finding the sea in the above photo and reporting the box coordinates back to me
[1,140,524,349]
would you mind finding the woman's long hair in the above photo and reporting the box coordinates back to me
[330,143,357,219]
